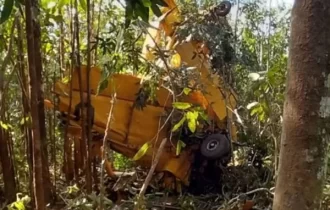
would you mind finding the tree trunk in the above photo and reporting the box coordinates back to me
[32,4,54,203]
[25,0,46,209]
[60,16,65,74]
[74,0,92,192]
[0,13,18,204]
[273,1,330,210]
[64,137,74,181]
[85,0,93,194]
[16,15,34,201]
[0,119,17,202]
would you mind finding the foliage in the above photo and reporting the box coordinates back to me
[124,0,168,28]
[175,0,236,86]
[172,102,209,133]
[96,24,146,94]
[60,185,113,209]
[133,142,151,161]
[7,194,31,210]
[113,152,134,170]
[0,0,14,25]
[232,0,290,164]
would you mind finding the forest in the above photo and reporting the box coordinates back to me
[1,0,330,209]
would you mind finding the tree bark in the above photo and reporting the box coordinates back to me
[86,0,93,194]
[0,119,17,202]
[273,1,330,210]
[32,2,54,202]
[74,0,92,192]
[25,0,46,209]
[0,13,18,204]
[16,15,34,201]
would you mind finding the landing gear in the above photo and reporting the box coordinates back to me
[213,1,232,17]
[200,133,231,160]
[187,133,232,195]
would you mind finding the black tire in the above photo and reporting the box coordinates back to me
[214,1,232,17]
[200,134,231,160]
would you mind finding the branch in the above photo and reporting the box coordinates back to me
[94,0,103,62]
[134,137,168,210]
[137,20,178,98]
[226,187,274,206]
[0,14,19,113]
[99,92,116,210]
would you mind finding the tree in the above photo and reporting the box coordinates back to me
[33,2,55,203]
[25,0,46,208]
[0,14,17,203]
[273,1,330,209]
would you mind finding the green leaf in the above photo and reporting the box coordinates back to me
[0,121,11,130]
[52,15,63,23]
[0,0,14,25]
[135,1,149,22]
[171,115,186,132]
[183,87,191,95]
[97,79,108,95]
[186,111,198,133]
[67,184,79,194]
[79,0,87,11]
[153,0,168,7]
[259,111,266,122]
[248,73,260,81]
[151,3,162,17]
[20,195,31,205]
[115,28,124,53]
[1,123,8,130]
[124,1,133,28]
[198,111,209,123]
[250,106,261,116]
[141,0,151,7]
[13,201,25,210]
[133,142,151,161]
[246,101,259,110]
[176,140,186,156]
[58,0,69,9]
[47,1,56,8]
[173,102,192,110]
[15,0,25,6]
[97,69,110,94]
[61,76,70,84]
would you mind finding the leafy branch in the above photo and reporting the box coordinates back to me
[124,0,168,28]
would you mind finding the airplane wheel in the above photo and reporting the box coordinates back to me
[200,134,231,160]
[214,1,232,16]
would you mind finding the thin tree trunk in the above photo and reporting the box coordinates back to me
[91,0,95,64]
[73,137,81,181]
[273,1,330,210]
[66,137,74,181]
[17,15,34,200]
[92,158,98,187]
[52,71,57,193]
[62,0,75,183]
[25,0,46,208]
[74,0,92,192]
[60,14,65,74]
[94,0,103,62]
[7,123,18,191]
[17,15,34,198]
[86,0,93,194]
[0,117,16,203]
[32,2,54,202]
[0,14,18,204]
